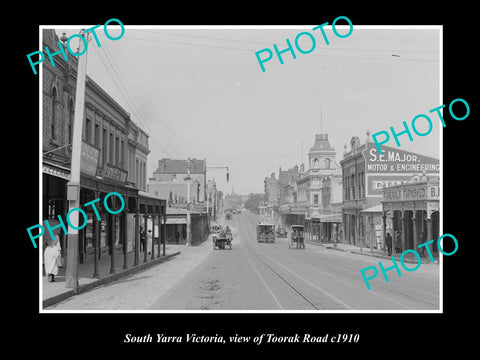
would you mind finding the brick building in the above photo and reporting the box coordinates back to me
[41,29,166,277]
[340,131,439,251]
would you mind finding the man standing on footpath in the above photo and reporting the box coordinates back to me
[385,232,393,256]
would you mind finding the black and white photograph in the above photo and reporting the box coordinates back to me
[18,5,476,352]
[38,24,441,313]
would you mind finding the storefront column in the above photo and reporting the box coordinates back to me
[133,200,140,266]
[412,216,418,250]
[151,209,156,261]
[426,217,433,263]
[400,214,406,254]
[382,213,387,255]
[143,208,148,263]
[122,196,128,270]
[93,190,100,278]
[162,214,166,256]
[157,212,163,258]
[109,195,116,274]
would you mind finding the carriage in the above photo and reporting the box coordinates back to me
[257,223,275,243]
[213,227,232,250]
[289,225,305,249]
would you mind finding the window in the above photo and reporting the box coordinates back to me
[314,194,319,206]
[51,87,57,140]
[68,99,74,145]
[94,124,100,146]
[345,176,349,200]
[115,136,120,167]
[109,132,114,164]
[325,158,330,169]
[85,118,91,142]
[351,175,355,199]
[120,140,125,168]
[102,129,108,163]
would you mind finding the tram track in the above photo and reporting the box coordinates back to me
[236,216,351,310]
[238,214,438,310]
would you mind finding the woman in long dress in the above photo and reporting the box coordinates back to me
[44,234,61,282]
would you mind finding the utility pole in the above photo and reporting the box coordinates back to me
[66,29,89,289]
[186,158,192,246]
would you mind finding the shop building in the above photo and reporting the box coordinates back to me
[299,134,341,240]
[381,177,440,257]
[147,159,209,243]
[340,131,439,250]
[42,29,166,279]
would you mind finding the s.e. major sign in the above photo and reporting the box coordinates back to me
[362,142,439,197]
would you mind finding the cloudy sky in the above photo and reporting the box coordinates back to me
[54,24,440,195]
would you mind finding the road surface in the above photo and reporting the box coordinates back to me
[48,213,439,311]
[150,214,439,311]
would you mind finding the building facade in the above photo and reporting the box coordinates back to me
[148,158,206,205]
[340,131,440,251]
[147,158,209,244]
[263,172,280,220]
[381,177,440,258]
[42,29,165,278]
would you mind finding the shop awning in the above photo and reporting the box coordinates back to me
[360,205,383,214]
[166,217,187,224]
[314,213,342,223]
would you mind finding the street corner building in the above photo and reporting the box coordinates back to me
[340,131,440,255]
[147,158,211,246]
[269,133,343,242]
[41,29,167,284]
[263,130,440,256]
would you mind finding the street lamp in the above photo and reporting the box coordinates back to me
[65,29,89,289]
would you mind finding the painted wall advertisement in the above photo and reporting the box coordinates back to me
[362,142,439,197]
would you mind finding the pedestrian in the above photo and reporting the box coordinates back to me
[140,226,146,252]
[385,232,393,256]
[147,229,153,255]
[44,230,62,282]
[419,230,427,257]
[395,230,401,253]
[175,228,180,244]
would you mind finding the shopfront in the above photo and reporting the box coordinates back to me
[382,179,440,256]
[42,156,167,278]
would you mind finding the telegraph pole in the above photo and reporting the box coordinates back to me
[186,158,192,246]
[66,29,89,289]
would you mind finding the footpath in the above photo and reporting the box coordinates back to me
[42,244,183,309]
[305,240,439,265]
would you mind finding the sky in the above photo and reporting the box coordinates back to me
[54,24,440,195]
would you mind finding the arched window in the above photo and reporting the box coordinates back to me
[313,158,319,168]
[68,98,74,145]
[325,158,330,169]
[51,87,58,140]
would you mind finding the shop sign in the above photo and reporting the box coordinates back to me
[383,183,440,202]
[81,141,100,177]
[102,163,127,183]
[42,163,71,180]
[363,142,439,174]
[363,142,439,197]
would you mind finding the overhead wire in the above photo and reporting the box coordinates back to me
[121,33,438,63]
[133,28,438,54]
[90,39,180,158]
[98,40,181,157]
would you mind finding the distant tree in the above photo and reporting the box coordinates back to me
[244,193,263,214]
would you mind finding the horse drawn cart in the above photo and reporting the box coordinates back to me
[213,227,232,250]
[289,225,305,249]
